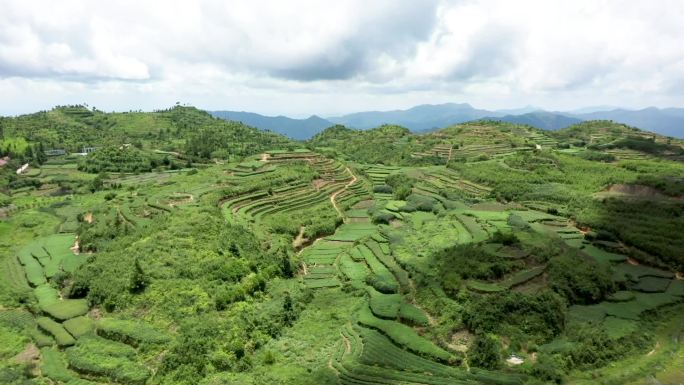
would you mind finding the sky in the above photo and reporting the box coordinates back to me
[1,0,683,117]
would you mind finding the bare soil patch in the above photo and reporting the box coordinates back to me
[608,184,665,197]
[448,330,473,352]
[292,226,308,249]
[13,343,39,365]
[312,179,327,190]
[70,236,80,255]
[89,307,103,321]
[84,212,93,223]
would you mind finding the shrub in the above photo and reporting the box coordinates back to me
[548,252,615,304]
[373,185,393,194]
[577,151,615,162]
[491,230,519,245]
[469,334,501,370]
[371,211,395,224]
[463,291,566,341]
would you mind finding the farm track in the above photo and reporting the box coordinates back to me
[330,167,358,221]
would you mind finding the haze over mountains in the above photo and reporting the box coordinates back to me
[211,103,684,140]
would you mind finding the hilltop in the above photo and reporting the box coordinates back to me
[0,105,293,162]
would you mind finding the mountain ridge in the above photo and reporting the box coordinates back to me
[211,104,684,139]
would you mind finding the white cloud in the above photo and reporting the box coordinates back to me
[0,0,683,115]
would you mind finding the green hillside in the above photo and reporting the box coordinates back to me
[0,107,682,385]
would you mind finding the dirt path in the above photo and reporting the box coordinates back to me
[406,277,437,326]
[70,236,80,255]
[330,167,358,221]
[341,332,351,354]
[154,149,182,157]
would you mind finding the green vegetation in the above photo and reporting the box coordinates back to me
[0,107,682,384]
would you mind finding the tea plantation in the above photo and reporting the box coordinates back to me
[0,106,682,384]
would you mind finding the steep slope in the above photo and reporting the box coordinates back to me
[211,110,334,140]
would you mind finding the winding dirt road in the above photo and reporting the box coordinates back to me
[330,167,358,221]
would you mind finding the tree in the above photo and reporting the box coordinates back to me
[469,334,501,370]
[282,292,296,326]
[129,258,149,293]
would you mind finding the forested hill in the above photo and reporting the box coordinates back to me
[308,120,684,165]
[0,105,293,161]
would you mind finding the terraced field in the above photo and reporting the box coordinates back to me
[5,221,171,385]
[221,151,371,223]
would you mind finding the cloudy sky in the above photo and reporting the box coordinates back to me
[1,0,683,116]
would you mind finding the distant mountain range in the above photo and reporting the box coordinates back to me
[209,111,332,140]
[212,104,684,139]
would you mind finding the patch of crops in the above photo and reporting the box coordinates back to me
[96,318,170,347]
[365,240,409,289]
[63,316,94,338]
[357,306,451,361]
[37,317,75,346]
[339,254,369,285]
[569,290,684,323]
[633,276,672,293]
[398,304,430,326]
[581,244,627,263]
[500,265,546,288]
[34,284,60,307]
[326,223,377,242]
[360,245,398,294]
[1,256,30,292]
[0,309,35,330]
[304,277,340,289]
[601,316,637,340]
[607,291,635,302]
[61,254,89,273]
[18,253,46,287]
[41,347,77,382]
[613,264,674,282]
[367,287,401,319]
[467,280,506,293]
[41,299,89,321]
[66,335,149,384]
